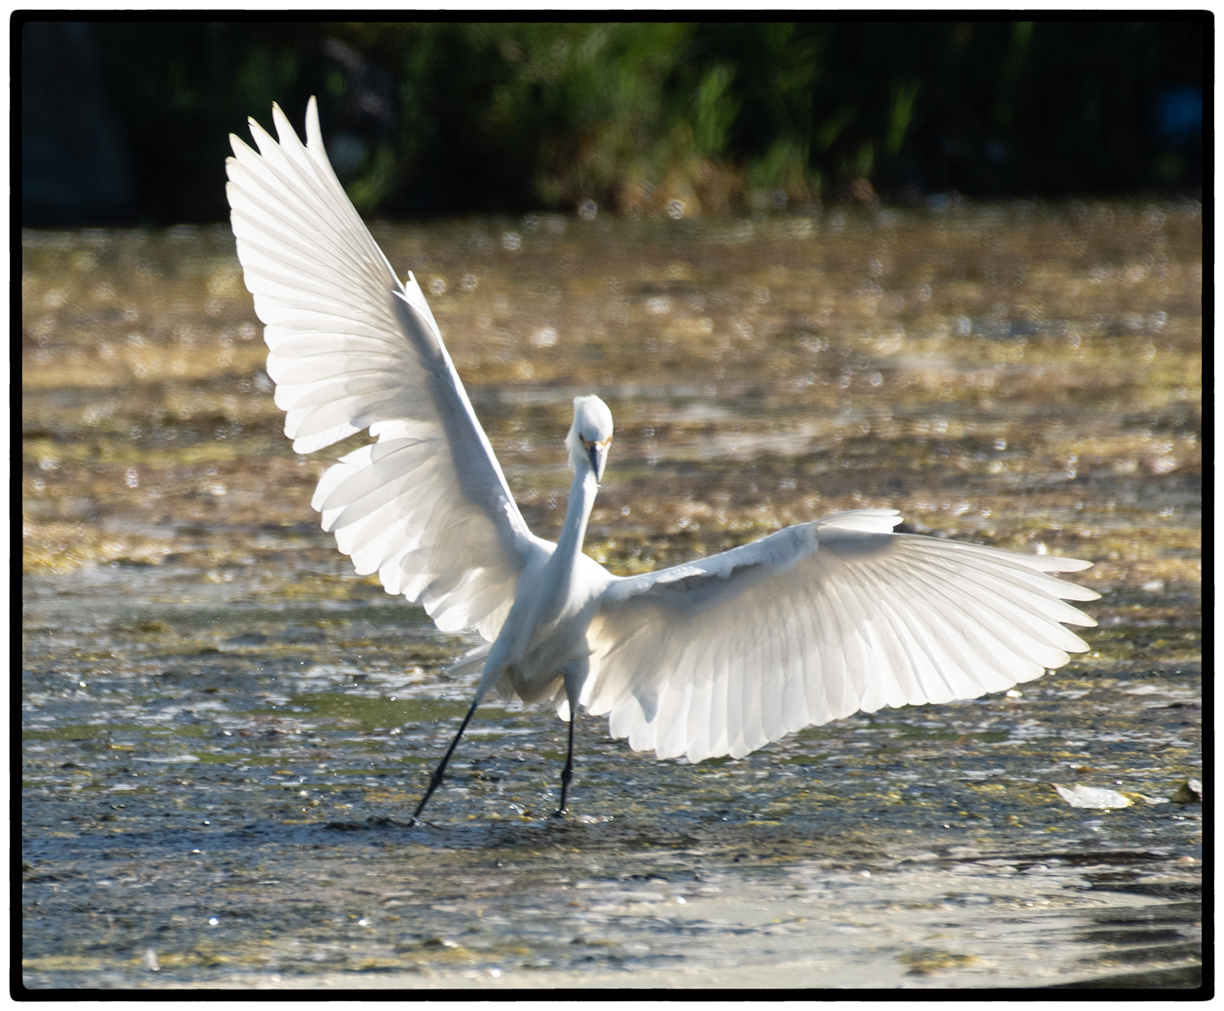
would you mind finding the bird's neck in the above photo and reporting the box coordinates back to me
[554,468,599,572]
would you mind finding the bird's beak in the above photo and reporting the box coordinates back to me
[584,437,611,484]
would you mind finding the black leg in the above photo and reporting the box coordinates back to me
[413,695,480,822]
[554,710,577,816]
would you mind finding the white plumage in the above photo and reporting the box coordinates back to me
[227,99,1098,815]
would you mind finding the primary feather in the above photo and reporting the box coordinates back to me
[227,98,548,641]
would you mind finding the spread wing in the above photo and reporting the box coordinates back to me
[583,509,1099,762]
[226,99,547,638]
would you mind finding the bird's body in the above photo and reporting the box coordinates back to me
[477,399,614,712]
[227,99,1099,817]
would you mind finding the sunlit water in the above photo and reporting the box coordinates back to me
[22,201,1201,989]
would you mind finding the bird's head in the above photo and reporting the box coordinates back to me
[566,395,614,483]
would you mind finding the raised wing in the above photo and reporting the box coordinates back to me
[226,99,546,638]
[583,509,1099,762]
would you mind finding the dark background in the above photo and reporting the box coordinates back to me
[20,19,1207,227]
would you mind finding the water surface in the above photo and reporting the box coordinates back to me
[22,201,1202,990]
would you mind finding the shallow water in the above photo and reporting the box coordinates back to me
[22,201,1202,990]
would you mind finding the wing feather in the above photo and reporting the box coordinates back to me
[842,569,914,710]
[775,577,811,735]
[586,511,1098,762]
[227,99,546,639]
[744,593,780,756]
[816,565,865,718]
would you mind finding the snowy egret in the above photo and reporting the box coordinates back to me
[227,99,1099,819]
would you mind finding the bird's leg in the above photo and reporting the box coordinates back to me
[554,710,577,817]
[413,695,480,822]
[554,660,587,817]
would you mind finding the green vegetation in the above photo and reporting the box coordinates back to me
[56,20,1204,222]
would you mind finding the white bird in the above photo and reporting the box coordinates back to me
[226,99,1099,819]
